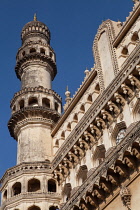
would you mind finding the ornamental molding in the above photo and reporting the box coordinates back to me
[52,44,140,170]
[11,86,61,106]
[93,20,119,91]
[61,122,140,209]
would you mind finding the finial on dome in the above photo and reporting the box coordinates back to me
[84,67,90,78]
[34,13,37,21]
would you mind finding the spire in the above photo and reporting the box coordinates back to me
[64,86,71,111]
[34,13,37,21]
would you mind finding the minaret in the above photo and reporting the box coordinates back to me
[1,16,61,210]
[8,15,62,164]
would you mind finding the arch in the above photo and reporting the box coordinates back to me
[80,104,85,112]
[28,206,41,210]
[19,99,24,109]
[73,114,78,122]
[111,121,127,145]
[95,83,100,93]
[49,51,53,58]
[40,48,45,55]
[48,179,56,192]
[12,182,21,196]
[62,183,72,202]
[42,98,50,108]
[77,165,88,186]
[121,46,128,56]
[13,105,16,112]
[28,178,40,192]
[61,131,65,138]
[28,97,38,107]
[55,102,59,112]
[87,94,92,102]
[30,48,36,53]
[3,189,7,201]
[55,139,59,146]
[67,122,71,131]
[131,32,139,42]
[49,206,59,210]
[22,51,25,56]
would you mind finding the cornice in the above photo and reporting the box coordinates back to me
[51,69,97,136]
[113,2,140,47]
[10,86,62,107]
[15,53,57,80]
[8,106,60,139]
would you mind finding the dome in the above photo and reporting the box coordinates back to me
[21,15,51,42]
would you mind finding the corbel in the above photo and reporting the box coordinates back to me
[115,165,128,177]
[101,109,113,124]
[132,147,140,159]
[108,101,120,117]
[78,138,89,150]
[128,74,140,89]
[121,84,134,98]
[123,156,136,169]
[114,92,125,106]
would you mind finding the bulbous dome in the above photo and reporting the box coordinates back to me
[21,15,50,43]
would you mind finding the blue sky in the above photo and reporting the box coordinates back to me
[0,0,133,178]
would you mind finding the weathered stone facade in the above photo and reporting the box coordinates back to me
[1,2,140,210]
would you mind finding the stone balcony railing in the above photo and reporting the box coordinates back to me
[1,191,61,209]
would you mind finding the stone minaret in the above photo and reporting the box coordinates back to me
[1,16,61,210]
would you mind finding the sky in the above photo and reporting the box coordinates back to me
[0,0,134,178]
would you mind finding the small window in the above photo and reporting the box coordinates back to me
[80,104,85,112]
[67,123,71,131]
[48,179,56,192]
[55,102,59,112]
[116,128,126,144]
[12,182,21,196]
[29,97,38,107]
[19,99,24,109]
[28,178,40,192]
[22,51,25,56]
[42,98,50,108]
[73,114,78,122]
[49,52,53,58]
[131,32,139,42]
[28,206,41,210]
[121,47,128,56]
[30,48,36,53]
[3,190,7,200]
[40,48,45,55]
[87,95,92,102]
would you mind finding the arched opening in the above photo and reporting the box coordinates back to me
[48,179,56,192]
[116,128,126,144]
[121,47,128,56]
[49,206,59,210]
[77,165,88,186]
[61,131,65,139]
[3,190,7,201]
[28,206,41,210]
[22,51,25,56]
[19,99,24,109]
[13,105,16,112]
[111,121,127,145]
[55,139,59,147]
[40,48,45,55]
[131,32,139,42]
[49,51,53,58]
[42,98,50,108]
[12,182,21,196]
[95,83,100,93]
[67,123,71,131]
[87,95,92,102]
[62,183,72,202]
[55,102,59,112]
[29,97,38,107]
[30,48,36,53]
[73,114,78,122]
[80,104,85,112]
[28,178,40,192]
